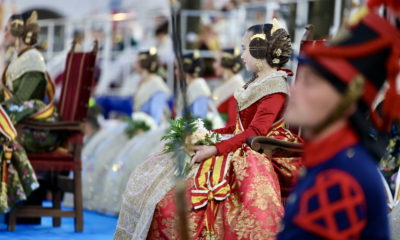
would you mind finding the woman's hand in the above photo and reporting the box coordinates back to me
[191,145,218,164]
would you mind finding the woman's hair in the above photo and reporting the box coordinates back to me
[9,11,40,46]
[247,23,292,68]
[138,48,159,73]
[221,48,243,74]
[182,51,204,77]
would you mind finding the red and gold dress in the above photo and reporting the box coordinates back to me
[147,71,302,240]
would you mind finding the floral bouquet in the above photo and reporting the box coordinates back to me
[6,100,59,123]
[124,112,157,138]
[162,117,221,175]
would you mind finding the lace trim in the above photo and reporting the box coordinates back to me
[115,153,197,240]
[234,71,288,111]
[6,49,46,91]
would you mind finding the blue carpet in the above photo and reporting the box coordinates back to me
[0,205,118,240]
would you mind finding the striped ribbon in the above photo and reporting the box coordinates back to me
[3,72,56,120]
[0,143,14,209]
[191,155,231,209]
[28,72,56,120]
[190,115,286,238]
[191,155,231,239]
[0,72,56,192]
[0,105,17,141]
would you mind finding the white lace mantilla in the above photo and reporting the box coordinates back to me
[234,71,288,111]
[212,74,244,107]
[5,48,46,91]
[114,152,196,240]
[134,74,170,111]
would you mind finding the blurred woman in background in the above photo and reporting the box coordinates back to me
[114,51,218,239]
[0,11,60,213]
[212,47,244,126]
[81,48,170,213]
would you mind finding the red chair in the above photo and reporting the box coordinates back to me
[7,40,98,232]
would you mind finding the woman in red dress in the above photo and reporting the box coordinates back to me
[147,20,302,240]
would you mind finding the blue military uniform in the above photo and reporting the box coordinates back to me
[277,2,400,238]
[277,125,389,239]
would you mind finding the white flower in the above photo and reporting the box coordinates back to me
[274,48,282,57]
[272,58,280,64]
[8,104,24,112]
[191,130,208,145]
[131,112,157,130]
[190,129,221,146]
[193,118,207,131]
[23,100,34,109]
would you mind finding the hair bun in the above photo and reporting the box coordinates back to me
[221,48,243,73]
[266,28,292,68]
[182,52,204,77]
[23,23,41,45]
[10,18,24,37]
[139,49,159,73]
[9,12,41,46]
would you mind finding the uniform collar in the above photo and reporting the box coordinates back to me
[303,124,359,168]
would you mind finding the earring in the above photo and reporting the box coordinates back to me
[256,60,263,72]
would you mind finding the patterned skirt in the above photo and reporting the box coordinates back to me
[147,127,302,240]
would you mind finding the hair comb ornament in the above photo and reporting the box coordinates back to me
[271,18,284,35]
[26,11,38,25]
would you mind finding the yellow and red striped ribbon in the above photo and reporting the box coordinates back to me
[0,72,56,187]
[29,72,56,120]
[3,88,12,101]
[191,154,231,238]
[3,72,56,120]
[1,139,15,193]
[191,155,231,209]
[0,106,17,141]
[2,145,13,180]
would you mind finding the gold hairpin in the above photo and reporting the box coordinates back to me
[139,54,147,60]
[12,19,24,26]
[184,58,192,64]
[233,47,240,57]
[223,52,233,58]
[250,33,266,41]
[193,49,200,59]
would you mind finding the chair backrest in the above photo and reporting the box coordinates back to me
[58,41,98,122]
